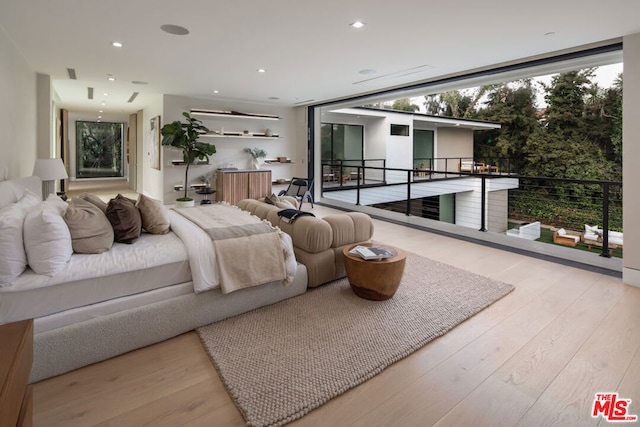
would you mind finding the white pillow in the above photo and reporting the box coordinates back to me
[585,224,599,234]
[276,199,297,210]
[23,195,72,276]
[0,189,41,286]
[557,228,566,236]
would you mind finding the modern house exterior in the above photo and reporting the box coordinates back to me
[320,107,519,232]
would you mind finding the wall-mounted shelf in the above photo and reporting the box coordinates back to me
[190,109,279,121]
[170,160,210,166]
[265,159,295,164]
[200,133,279,139]
[173,183,208,191]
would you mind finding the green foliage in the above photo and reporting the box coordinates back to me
[161,112,216,199]
[244,147,267,159]
[391,98,420,112]
[417,67,624,233]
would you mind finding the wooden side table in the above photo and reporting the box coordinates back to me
[0,319,33,427]
[343,243,406,300]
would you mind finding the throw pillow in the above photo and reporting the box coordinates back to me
[276,199,297,210]
[23,194,73,276]
[264,193,279,205]
[136,194,170,234]
[106,194,142,244]
[78,192,108,213]
[64,198,114,253]
[0,189,41,285]
[557,228,567,236]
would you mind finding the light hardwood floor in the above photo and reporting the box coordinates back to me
[32,196,640,426]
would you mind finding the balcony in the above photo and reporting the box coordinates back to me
[320,161,622,275]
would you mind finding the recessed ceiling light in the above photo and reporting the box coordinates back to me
[257,68,267,73]
[112,41,123,48]
[131,80,148,85]
[544,31,556,36]
[213,90,219,94]
[359,69,376,75]
[268,97,280,100]
[350,21,365,28]
[107,75,115,81]
[98,116,102,119]
[101,101,106,106]
[99,110,103,113]
[103,92,109,96]
[160,24,189,35]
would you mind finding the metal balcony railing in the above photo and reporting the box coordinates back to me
[320,162,622,258]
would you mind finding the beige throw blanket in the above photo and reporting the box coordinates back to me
[175,204,288,294]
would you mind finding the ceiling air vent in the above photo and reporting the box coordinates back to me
[87,87,94,100]
[127,92,139,103]
[67,68,77,80]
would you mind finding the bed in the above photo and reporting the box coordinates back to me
[0,176,307,382]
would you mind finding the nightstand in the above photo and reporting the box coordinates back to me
[0,319,33,427]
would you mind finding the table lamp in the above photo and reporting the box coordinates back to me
[33,158,68,200]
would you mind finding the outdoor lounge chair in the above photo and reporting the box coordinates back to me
[278,177,314,209]
[506,221,541,240]
[553,228,581,247]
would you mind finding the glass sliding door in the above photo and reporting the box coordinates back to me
[76,121,124,178]
[413,129,434,171]
[321,123,363,165]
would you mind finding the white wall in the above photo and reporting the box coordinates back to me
[140,95,164,199]
[0,26,36,179]
[162,95,300,203]
[385,112,413,183]
[623,33,640,287]
[435,127,474,172]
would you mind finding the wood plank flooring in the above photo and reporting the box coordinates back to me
[32,203,640,427]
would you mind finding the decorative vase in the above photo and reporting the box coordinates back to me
[253,157,264,170]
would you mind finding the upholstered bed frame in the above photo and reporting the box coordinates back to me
[0,176,307,383]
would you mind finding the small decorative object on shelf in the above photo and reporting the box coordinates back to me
[244,147,267,169]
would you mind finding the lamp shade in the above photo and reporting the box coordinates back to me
[33,158,68,181]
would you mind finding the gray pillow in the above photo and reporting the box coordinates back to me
[64,199,114,253]
[78,192,108,213]
[136,194,170,234]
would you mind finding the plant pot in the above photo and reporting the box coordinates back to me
[175,198,195,208]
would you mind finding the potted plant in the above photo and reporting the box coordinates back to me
[161,112,216,207]
[244,147,267,169]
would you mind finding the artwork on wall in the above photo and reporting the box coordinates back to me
[150,116,161,170]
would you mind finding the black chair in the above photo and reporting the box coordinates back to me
[278,177,314,209]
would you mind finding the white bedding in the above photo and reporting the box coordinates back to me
[0,232,191,324]
[0,177,297,326]
[169,209,297,293]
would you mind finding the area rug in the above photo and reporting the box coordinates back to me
[196,252,514,427]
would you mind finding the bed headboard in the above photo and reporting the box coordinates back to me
[0,176,42,208]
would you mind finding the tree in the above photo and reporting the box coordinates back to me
[474,80,539,172]
[391,98,419,112]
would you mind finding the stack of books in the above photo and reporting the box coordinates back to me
[348,245,394,261]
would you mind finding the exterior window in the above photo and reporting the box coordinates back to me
[76,121,124,178]
[390,124,409,136]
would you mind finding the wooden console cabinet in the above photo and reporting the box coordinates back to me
[0,319,33,427]
[216,170,272,205]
